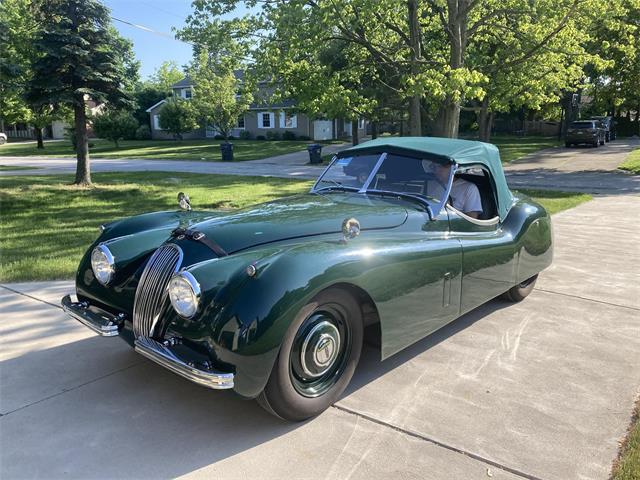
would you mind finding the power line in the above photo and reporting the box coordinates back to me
[111,16,194,45]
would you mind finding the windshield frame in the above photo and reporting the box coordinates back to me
[310,151,457,217]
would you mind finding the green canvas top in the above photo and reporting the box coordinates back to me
[338,136,514,220]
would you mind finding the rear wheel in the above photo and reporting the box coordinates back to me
[257,288,363,421]
[501,275,538,302]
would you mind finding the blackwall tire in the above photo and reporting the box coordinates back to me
[257,287,363,421]
[501,275,538,302]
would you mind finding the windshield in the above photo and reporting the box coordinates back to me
[570,121,595,129]
[312,152,454,213]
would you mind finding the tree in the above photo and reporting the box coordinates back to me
[131,84,166,126]
[93,110,139,147]
[149,61,185,94]
[189,52,253,142]
[26,0,133,185]
[158,98,198,140]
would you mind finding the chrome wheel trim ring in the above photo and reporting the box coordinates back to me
[300,321,341,378]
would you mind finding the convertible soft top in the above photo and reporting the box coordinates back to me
[338,136,513,220]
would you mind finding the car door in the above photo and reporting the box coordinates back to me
[448,209,517,314]
[376,208,463,359]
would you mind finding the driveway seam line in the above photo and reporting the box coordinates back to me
[0,284,63,310]
[533,287,640,312]
[331,404,546,480]
[1,362,143,417]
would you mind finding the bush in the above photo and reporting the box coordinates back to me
[93,110,139,147]
[298,135,311,141]
[266,130,281,140]
[282,131,296,140]
[214,134,225,140]
[135,125,152,140]
[256,135,266,141]
[239,130,252,140]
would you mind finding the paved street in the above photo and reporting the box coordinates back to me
[1,194,639,480]
[1,138,638,194]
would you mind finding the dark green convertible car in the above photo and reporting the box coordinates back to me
[62,137,553,421]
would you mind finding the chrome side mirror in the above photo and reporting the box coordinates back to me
[178,192,191,211]
[341,218,360,242]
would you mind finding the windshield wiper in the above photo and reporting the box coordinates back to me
[313,184,360,194]
[364,189,435,219]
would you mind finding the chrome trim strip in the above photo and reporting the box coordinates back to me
[358,152,387,193]
[61,294,120,337]
[134,336,234,389]
[310,155,338,192]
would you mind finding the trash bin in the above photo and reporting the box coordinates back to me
[220,142,234,162]
[307,143,322,164]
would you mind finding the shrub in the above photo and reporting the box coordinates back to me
[158,99,198,140]
[297,135,311,141]
[282,131,296,140]
[256,135,266,141]
[266,130,281,140]
[239,130,252,140]
[135,125,152,140]
[93,110,139,147]
[214,134,225,140]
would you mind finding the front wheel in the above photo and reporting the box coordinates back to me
[257,288,363,421]
[501,275,538,302]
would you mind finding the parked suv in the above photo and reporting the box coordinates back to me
[565,120,605,147]
[0,132,7,145]
[592,116,616,142]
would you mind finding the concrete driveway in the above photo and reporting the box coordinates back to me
[1,194,639,480]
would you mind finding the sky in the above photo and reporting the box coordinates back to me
[103,0,251,80]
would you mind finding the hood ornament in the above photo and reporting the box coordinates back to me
[177,192,191,211]
[341,218,360,243]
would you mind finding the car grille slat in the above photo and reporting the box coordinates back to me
[133,244,183,338]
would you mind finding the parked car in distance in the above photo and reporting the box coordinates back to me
[0,132,7,144]
[62,137,554,421]
[565,120,605,147]
[592,116,616,142]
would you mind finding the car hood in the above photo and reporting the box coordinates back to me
[189,193,408,253]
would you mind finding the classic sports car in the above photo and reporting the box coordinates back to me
[62,137,553,421]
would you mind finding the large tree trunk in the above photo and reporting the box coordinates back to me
[351,119,359,145]
[434,0,469,138]
[0,118,5,133]
[36,128,44,149]
[371,120,379,139]
[74,102,91,186]
[407,0,422,136]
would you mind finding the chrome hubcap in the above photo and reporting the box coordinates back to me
[300,321,341,378]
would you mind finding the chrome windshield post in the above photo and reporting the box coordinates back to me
[310,155,338,193]
[431,162,458,216]
[358,152,387,193]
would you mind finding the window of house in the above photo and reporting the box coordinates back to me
[280,111,297,129]
[258,112,274,129]
[237,115,245,129]
[358,118,365,129]
[153,114,163,130]
[183,88,192,99]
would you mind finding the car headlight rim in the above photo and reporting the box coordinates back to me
[91,244,115,286]
[168,271,201,319]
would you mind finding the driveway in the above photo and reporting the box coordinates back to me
[1,194,639,480]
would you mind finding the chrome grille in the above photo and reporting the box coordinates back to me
[133,244,183,338]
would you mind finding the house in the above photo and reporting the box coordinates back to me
[146,76,367,141]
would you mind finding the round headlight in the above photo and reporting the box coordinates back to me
[168,272,201,318]
[91,244,115,285]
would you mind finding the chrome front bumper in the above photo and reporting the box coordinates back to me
[62,295,234,390]
[61,294,121,336]
[134,336,234,390]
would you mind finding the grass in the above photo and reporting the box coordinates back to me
[612,397,640,480]
[619,148,640,174]
[470,135,563,163]
[0,165,38,171]
[0,138,317,162]
[0,172,591,282]
[515,189,592,215]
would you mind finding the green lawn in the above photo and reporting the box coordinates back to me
[0,165,38,171]
[0,138,315,161]
[515,189,592,215]
[472,135,563,163]
[0,172,590,282]
[618,148,640,174]
[612,398,640,480]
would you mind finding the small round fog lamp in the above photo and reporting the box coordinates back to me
[341,218,360,241]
